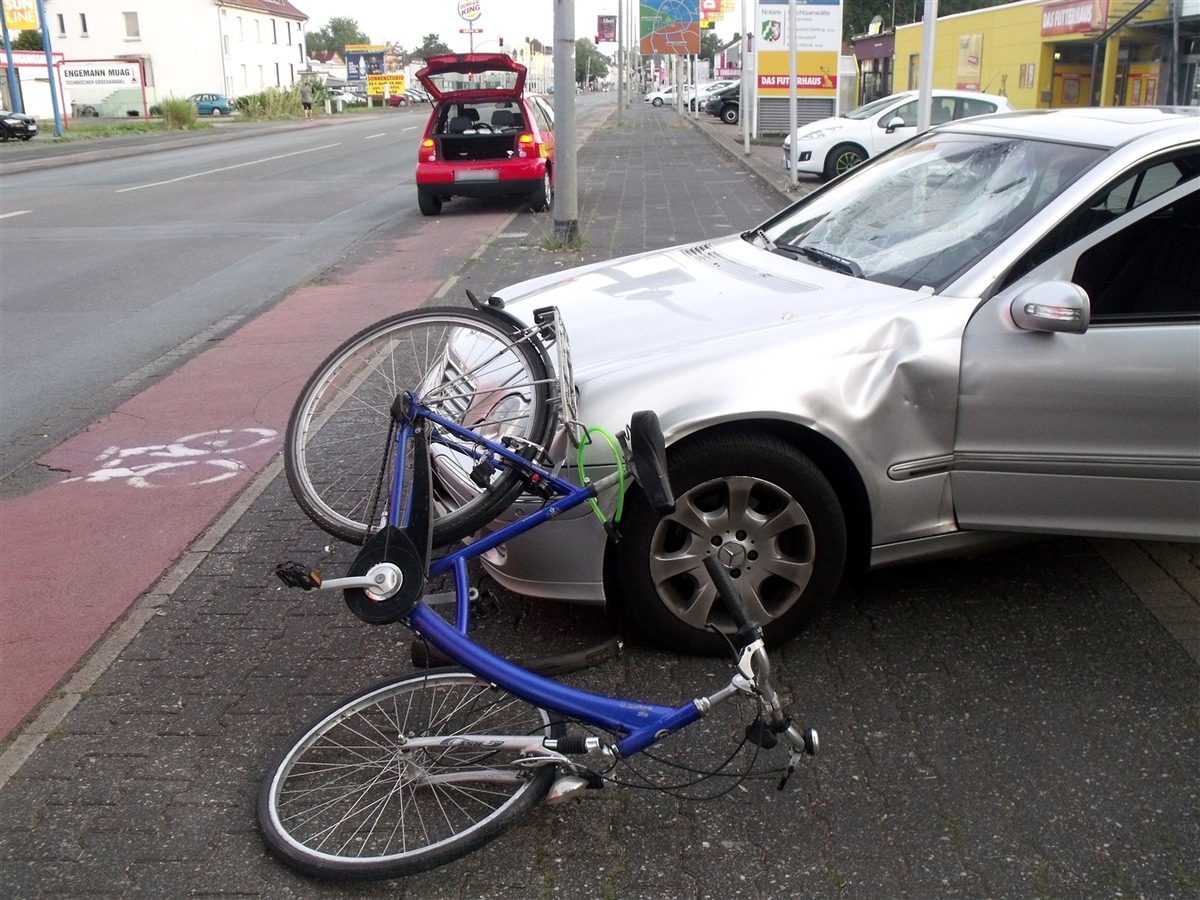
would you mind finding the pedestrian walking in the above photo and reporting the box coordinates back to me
[300,83,313,120]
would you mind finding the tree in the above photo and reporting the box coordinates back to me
[306,17,370,56]
[575,38,609,85]
[699,30,722,67]
[413,34,452,61]
[13,29,43,50]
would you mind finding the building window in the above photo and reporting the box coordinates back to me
[224,34,230,57]
[272,19,278,44]
[124,12,140,38]
[79,13,88,35]
[56,13,65,35]
[237,17,243,40]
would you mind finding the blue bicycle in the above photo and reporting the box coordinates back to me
[263,299,818,880]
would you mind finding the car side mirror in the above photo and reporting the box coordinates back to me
[884,116,907,133]
[1009,281,1090,334]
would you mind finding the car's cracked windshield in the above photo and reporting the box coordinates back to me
[759,133,1101,290]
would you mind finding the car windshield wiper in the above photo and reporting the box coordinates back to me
[790,245,864,278]
[746,227,777,252]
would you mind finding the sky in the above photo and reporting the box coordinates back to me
[294,0,745,54]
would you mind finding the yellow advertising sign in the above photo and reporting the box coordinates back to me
[3,0,39,31]
[367,73,406,96]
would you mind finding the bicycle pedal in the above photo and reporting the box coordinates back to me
[274,561,322,591]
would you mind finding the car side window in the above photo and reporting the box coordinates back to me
[1003,149,1200,287]
[957,98,997,118]
[1076,187,1200,320]
[884,100,918,127]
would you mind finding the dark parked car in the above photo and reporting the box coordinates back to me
[0,108,38,140]
[414,53,556,216]
[703,83,739,124]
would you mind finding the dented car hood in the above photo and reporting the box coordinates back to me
[495,233,977,472]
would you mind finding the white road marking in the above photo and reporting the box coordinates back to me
[115,144,342,193]
[0,210,32,220]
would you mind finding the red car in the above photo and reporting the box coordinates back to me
[414,53,555,217]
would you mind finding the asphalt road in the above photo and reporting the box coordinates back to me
[0,107,430,477]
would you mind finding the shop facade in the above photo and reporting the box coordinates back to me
[892,0,1198,108]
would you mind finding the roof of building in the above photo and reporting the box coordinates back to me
[221,0,308,21]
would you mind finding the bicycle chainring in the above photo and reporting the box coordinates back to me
[343,526,427,625]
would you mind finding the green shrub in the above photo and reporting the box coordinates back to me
[236,85,307,120]
[157,97,198,129]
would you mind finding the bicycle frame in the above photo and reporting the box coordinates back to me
[391,395,711,757]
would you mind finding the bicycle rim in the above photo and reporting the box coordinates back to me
[285,308,552,546]
[259,670,561,880]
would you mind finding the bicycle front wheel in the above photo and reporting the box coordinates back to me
[286,307,552,545]
[258,669,562,881]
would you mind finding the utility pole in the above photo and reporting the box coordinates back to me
[552,0,578,243]
[616,0,624,122]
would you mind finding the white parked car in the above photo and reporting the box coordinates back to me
[782,90,1015,180]
[689,80,737,110]
[328,89,366,105]
[644,86,687,107]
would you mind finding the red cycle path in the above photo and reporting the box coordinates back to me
[0,212,512,740]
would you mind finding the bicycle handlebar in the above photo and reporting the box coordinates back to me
[702,554,762,645]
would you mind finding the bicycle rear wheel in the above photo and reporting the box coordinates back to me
[258,669,562,881]
[286,307,553,546]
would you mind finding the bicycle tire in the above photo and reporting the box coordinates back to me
[258,669,562,881]
[285,307,553,546]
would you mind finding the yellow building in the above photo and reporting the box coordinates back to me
[894,0,1199,108]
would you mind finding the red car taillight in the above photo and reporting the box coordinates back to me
[420,138,437,162]
[517,132,548,159]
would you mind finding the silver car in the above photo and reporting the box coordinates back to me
[482,107,1200,655]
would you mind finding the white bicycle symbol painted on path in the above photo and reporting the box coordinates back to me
[62,428,278,488]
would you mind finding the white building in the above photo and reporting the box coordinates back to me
[11,0,309,117]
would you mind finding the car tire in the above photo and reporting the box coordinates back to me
[417,189,443,217]
[720,105,739,125]
[652,97,664,107]
[528,168,552,212]
[608,430,846,656]
[210,108,222,117]
[823,143,866,180]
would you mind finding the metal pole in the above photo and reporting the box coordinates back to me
[1,11,22,113]
[34,0,62,136]
[552,0,578,242]
[917,0,937,131]
[788,0,798,187]
[742,0,750,155]
[616,0,624,122]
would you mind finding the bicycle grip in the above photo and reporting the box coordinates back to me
[703,554,762,642]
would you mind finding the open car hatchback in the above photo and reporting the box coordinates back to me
[414,53,555,216]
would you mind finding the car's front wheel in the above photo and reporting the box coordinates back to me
[210,108,222,116]
[608,431,846,656]
[652,97,664,107]
[823,143,866,180]
[417,189,443,216]
[720,105,739,125]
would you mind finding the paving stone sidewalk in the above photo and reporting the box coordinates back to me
[1,102,1197,899]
